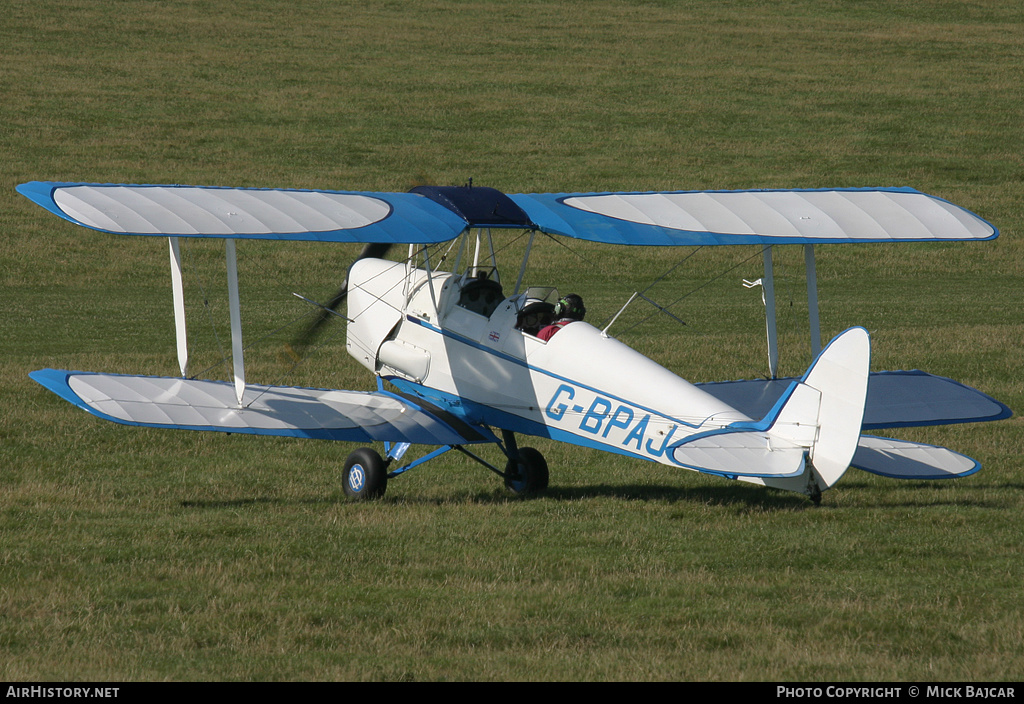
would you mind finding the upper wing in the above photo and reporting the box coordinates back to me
[16,181,469,244]
[20,182,997,245]
[511,188,997,245]
[30,369,496,446]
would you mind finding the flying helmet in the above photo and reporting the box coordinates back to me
[554,294,585,321]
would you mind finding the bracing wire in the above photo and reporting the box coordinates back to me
[184,238,462,399]
[615,246,769,337]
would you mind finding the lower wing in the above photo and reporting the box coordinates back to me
[30,369,495,447]
[697,370,1010,480]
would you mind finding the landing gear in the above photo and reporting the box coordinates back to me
[341,435,548,499]
[504,446,549,495]
[805,458,823,506]
[342,447,388,500]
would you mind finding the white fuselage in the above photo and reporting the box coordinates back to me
[346,258,750,465]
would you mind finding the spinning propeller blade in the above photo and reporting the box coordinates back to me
[293,241,393,349]
[292,176,444,349]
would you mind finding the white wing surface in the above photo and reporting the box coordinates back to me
[21,182,997,246]
[30,369,492,446]
[512,188,997,245]
[852,436,980,479]
[17,182,469,243]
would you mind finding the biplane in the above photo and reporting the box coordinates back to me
[18,181,1011,503]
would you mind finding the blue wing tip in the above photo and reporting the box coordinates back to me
[16,181,54,202]
[30,368,86,408]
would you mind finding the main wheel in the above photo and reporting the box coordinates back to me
[504,447,549,495]
[343,447,388,500]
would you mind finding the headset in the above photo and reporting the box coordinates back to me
[554,294,585,320]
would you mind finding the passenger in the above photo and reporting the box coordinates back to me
[516,301,554,337]
[537,294,585,341]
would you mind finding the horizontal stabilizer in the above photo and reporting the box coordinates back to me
[853,435,980,480]
[672,327,870,491]
[697,370,1010,430]
[30,369,493,446]
[671,430,807,478]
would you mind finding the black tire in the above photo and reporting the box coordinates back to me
[504,447,549,495]
[342,447,388,500]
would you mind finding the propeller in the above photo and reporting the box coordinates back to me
[292,176,497,354]
[291,241,393,351]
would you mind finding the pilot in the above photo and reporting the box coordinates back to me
[538,294,585,341]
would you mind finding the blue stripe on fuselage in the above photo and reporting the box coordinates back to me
[384,375,654,463]
[399,316,702,464]
[404,315,700,429]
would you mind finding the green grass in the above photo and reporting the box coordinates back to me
[2,0,1023,682]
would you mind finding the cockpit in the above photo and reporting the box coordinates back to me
[395,226,569,359]
[456,268,505,318]
[513,290,557,337]
[451,268,559,338]
[433,265,561,355]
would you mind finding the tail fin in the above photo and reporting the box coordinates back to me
[671,327,870,498]
[769,326,871,494]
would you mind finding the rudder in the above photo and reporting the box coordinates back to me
[768,327,871,494]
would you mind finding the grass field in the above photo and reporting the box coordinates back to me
[2,0,1023,682]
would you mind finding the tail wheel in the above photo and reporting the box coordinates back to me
[343,447,388,500]
[504,447,549,495]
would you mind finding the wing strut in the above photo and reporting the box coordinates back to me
[225,239,246,406]
[749,245,823,376]
[513,230,536,295]
[168,237,189,377]
[762,246,779,378]
[166,236,246,405]
[805,244,822,357]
